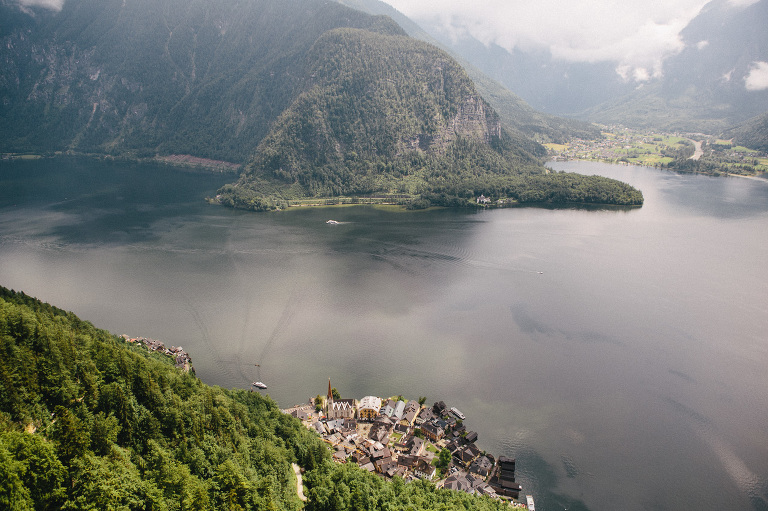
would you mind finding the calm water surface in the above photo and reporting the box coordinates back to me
[1,158,767,511]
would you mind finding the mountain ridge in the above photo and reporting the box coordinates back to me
[1,0,643,209]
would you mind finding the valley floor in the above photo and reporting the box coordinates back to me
[545,126,768,176]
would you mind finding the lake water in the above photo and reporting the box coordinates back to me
[1,157,767,511]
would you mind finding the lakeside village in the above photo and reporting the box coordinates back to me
[281,380,534,509]
[115,334,533,508]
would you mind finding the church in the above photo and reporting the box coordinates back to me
[324,379,356,420]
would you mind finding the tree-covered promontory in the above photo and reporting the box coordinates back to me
[219,28,643,210]
[0,286,510,510]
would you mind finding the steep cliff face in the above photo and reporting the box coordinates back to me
[243,27,534,190]
[432,95,502,151]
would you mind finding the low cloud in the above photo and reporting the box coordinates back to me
[744,61,768,91]
[17,0,65,11]
[383,0,710,82]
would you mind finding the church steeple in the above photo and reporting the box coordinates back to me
[327,378,333,402]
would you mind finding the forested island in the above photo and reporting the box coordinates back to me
[0,286,514,510]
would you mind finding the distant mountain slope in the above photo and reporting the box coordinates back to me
[220,28,642,209]
[382,0,768,134]
[335,0,601,143]
[1,0,641,209]
[222,27,541,203]
[0,0,401,161]
[722,112,768,152]
[585,0,768,132]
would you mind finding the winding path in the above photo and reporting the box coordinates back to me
[292,463,307,503]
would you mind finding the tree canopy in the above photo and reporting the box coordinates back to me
[0,286,510,510]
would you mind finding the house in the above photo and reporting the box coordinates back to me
[432,401,447,416]
[369,415,394,443]
[407,436,425,457]
[469,455,494,478]
[420,420,444,442]
[445,439,462,454]
[474,482,498,498]
[464,431,478,444]
[413,459,436,480]
[396,454,418,469]
[453,446,477,467]
[415,407,436,425]
[382,399,396,417]
[370,447,392,462]
[358,396,382,421]
[443,473,479,493]
[400,401,420,427]
[477,195,490,204]
[392,400,406,420]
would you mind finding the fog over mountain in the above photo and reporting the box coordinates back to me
[383,0,768,132]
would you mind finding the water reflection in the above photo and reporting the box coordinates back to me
[1,158,767,511]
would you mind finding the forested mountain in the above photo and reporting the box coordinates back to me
[399,0,768,134]
[1,0,641,208]
[336,0,602,143]
[721,112,768,153]
[0,286,511,510]
[220,27,642,210]
[584,0,768,132]
[0,0,399,162]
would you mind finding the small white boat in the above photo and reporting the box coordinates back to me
[252,381,267,389]
[326,219,340,224]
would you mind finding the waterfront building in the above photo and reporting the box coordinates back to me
[358,395,382,421]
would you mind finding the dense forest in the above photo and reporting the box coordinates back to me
[0,286,510,510]
[721,112,768,153]
[0,0,403,162]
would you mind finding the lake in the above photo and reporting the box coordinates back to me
[1,157,767,511]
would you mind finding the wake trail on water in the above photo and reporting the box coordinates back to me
[366,240,545,276]
[182,297,238,383]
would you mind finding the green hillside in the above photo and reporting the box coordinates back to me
[1,0,642,209]
[722,112,768,152]
[0,0,401,162]
[336,0,602,144]
[219,28,642,210]
[0,286,512,510]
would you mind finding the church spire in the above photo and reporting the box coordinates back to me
[327,378,333,402]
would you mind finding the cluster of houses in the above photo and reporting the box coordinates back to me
[121,335,192,372]
[282,380,525,504]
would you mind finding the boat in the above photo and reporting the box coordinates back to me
[450,407,466,420]
[252,381,267,389]
[326,219,340,224]
[526,495,535,511]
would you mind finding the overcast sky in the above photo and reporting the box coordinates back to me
[16,0,768,89]
[380,0,761,82]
